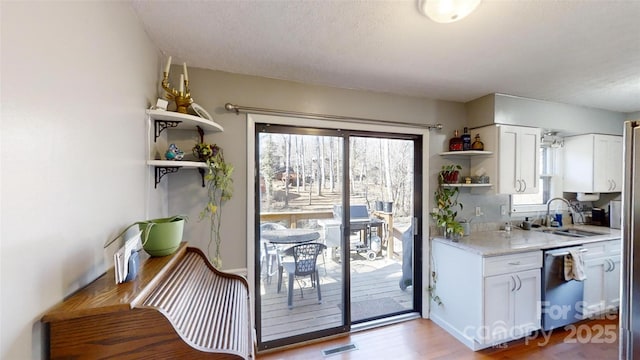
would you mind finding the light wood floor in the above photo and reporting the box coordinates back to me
[259,249,413,342]
[257,317,619,359]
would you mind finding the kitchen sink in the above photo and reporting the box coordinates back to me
[540,228,606,238]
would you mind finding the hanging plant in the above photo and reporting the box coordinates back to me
[193,142,234,268]
[431,164,464,238]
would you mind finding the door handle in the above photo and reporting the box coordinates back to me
[510,276,516,292]
[515,179,522,193]
[521,180,527,192]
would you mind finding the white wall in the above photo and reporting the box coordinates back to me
[627,111,640,120]
[1,2,160,359]
[164,68,467,270]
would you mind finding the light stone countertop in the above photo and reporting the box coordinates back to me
[432,224,621,257]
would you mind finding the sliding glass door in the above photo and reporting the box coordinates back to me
[253,118,423,350]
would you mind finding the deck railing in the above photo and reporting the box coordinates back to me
[259,210,397,258]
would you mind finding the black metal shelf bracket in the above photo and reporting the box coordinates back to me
[154,166,180,188]
[198,168,206,188]
[154,120,182,142]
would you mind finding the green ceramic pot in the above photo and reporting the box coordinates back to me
[139,217,185,256]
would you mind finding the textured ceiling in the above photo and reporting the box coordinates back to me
[131,0,640,113]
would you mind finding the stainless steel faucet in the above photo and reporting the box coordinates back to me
[546,197,572,227]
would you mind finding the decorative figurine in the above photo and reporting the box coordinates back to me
[161,56,193,114]
[165,144,184,160]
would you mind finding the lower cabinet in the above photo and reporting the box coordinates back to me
[430,239,542,350]
[484,269,541,344]
[582,239,621,317]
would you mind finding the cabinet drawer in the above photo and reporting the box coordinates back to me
[607,239,621,256]
[583,239,620,260]
[583,241,607,260]
[483,251,542,277]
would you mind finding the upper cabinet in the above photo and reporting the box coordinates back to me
[563,134,622,193]
[472,125,541,194]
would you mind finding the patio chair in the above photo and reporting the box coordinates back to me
[260,222,286,284]
[278,242,327,309]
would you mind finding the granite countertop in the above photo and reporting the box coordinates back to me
[432,224,621,257]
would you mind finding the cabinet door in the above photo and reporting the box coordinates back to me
[513,269,541,334]
[564,134,622,193]
[593,136,610,192]
[498,125,540,194]
[605,255,621,310]
[607,137,623,192]
[583,257,607,318]
[498,127,519,194]
[517,128,540,194]
[483,274,515,344]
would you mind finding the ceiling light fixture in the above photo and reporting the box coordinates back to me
[418,0,481,23]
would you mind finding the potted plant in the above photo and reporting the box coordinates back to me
[193,142,234,268]
[431,164,464,239]
[105,215,187,257]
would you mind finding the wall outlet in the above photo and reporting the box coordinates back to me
[500,205,507,216]
[475,207,483,216]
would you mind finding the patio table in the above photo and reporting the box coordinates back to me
[261,228,320,244]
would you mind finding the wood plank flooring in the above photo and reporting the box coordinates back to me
[257,317,619,359]
[259,251,413,342]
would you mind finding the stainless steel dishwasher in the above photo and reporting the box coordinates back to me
[541,245,587,331]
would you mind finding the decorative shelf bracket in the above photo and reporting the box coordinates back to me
[198,168,206,188]
[154,166,180,188]
[154,120,182,142]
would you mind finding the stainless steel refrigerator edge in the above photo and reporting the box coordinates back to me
[620,120,639,359]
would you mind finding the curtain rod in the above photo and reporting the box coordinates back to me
[224,103,443,130]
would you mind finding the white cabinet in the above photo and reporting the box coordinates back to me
[482,253,541,344]
[582,239,621,317]
[429,240,542,350]
[472,125,540,194]
[498,125,540,194]
[146,109,223,187]
[564,134,623,193]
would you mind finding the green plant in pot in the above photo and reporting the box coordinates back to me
[431,164,464,239]
[193,142,233,268]
[105,215,187,257]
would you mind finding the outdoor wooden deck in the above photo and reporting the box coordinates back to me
[258,250,414,342]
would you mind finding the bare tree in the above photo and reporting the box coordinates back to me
[259,134,278,211]
[329,137,335,192]
[315,136,322,196]
[383,139,393,204]
[283,134,291,207]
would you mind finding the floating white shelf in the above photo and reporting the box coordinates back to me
[147,160,209,188]
[439,150,493,157]
[441,183,492,188]
[147,109,223,133]
[146,160,208,168]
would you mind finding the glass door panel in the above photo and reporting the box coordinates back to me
[256,127,346,349]
[348,136,415,323]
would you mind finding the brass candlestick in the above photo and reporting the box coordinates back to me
[161,72,193,114]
